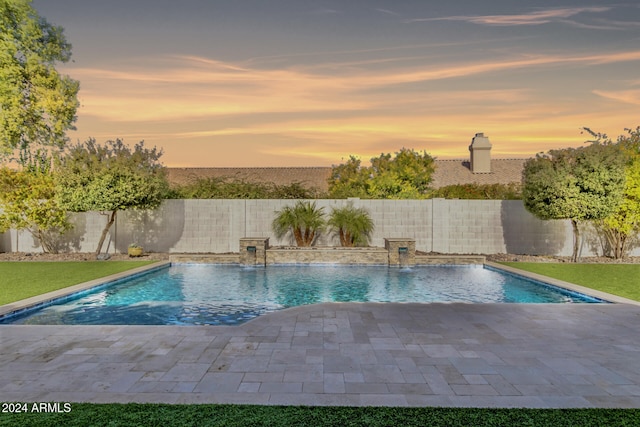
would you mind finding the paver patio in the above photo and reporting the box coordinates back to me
[1,303,639,407]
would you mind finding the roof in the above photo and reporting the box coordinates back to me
[431,159,527,188]
[166,167,332,190]
[166,159,528,192]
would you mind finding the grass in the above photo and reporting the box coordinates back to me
[0,404,638,427]
[0,261,155,306]
[499,262,640,301]
[1,262,638,425]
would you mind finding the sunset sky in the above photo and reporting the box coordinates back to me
[32,1,640,167]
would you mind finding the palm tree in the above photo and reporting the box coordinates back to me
[272,201,325,246]
[328,204,374,247]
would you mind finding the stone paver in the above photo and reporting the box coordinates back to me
[1,303,640,407]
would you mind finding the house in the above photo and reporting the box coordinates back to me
[166,133,527,192]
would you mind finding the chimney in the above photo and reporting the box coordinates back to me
[468,133,492,173]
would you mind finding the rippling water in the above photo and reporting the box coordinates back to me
[4,264,602,326]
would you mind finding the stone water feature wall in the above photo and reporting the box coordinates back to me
[2,199,637,257]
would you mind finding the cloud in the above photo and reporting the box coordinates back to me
[62,47,640,166]
[309,8,340,15]
[557,19,624,31]
[66,48,640,124]
[376,8,400,17]
[593,89,640,105]
[406,7,611,26]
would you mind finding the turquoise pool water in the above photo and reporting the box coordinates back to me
[1,264,604,326]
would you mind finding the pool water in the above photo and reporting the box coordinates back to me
[2,264,604,326]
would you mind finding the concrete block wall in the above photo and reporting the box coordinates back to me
[1,199,638,256]
[0,211,115,254]
[432,199,506,254]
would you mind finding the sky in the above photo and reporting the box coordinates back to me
[32,0,640,167]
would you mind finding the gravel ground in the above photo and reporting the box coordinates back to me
[485,253,640,264]
[0,252,170,262]
[420,251,640,264]
[1,251,639,263]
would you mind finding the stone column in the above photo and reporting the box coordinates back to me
[240,237,269,267]
[384,238,416,267]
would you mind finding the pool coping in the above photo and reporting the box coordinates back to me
[485,261,640,306]
[2,259,638,324]
[0,261,171,319]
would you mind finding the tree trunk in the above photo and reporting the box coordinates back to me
[344,231,353,247]
[32,228,57,254]
[618,234,627,260]
[571,219,580,263]
[293,227,303,247]
[96,210,117,255]
[339,229,347,247]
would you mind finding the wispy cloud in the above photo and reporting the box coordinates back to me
[593,89,640,105]
[376,8,400,17]
[406,7,610,26]
[309,8,340,15]
[557,19,625,31]
[66,48,640,123]
[243,39,504,65]
[63,46,640,166]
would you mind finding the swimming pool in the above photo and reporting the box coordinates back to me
[0,264,605,326]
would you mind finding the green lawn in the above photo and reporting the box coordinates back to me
[0,404,637,427]
[0,261,155,306]
[499,262,640,301]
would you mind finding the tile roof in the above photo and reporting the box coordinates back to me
[431,158,527,188]
[166,158,529,192]
[166,167,332,190]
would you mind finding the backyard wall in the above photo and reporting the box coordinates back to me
[1,199,637,257]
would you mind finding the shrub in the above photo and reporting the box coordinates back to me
[272,201,325,246]
[429,183,522,199]
[169,177,324,199]
[328,204,374,247]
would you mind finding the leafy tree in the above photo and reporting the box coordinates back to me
[327,156,370,199]
[0,0,79,159]
[0,167,71,253]
[599,127,640,258]
[328,148,435,199]
[328,204,374,247]
[369,148,435,196]
[522,142,626,262]
[54,138,169,255]
[272,201,325,247]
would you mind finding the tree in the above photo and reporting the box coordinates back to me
[599,127,640,258]
[328,204,374,247]
[327,156,370,199]
[272,201,325,247]
[0,166,71,253]
[0,0,79,159]
[522,142,626,262]
[328,148,435,199]
[54,138,169,255]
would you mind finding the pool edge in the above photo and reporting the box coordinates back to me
[485,261,640,306]
[0,261,172,318]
